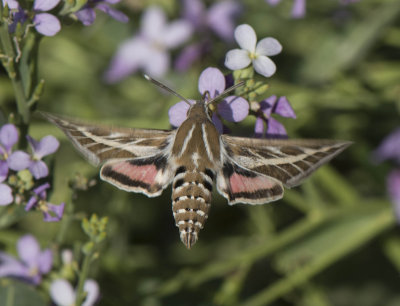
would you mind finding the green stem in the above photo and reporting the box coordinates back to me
[5,284,15,306]
[75,250,92,306]
[55,200,74,245]
[0,24,29,124]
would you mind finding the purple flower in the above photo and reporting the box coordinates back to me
[168,67,249,133]
[183,0,240,41]
[175,0,240,72]
[104,6,193,82]
[0,124,31,173]
[265,0,306,19]
[50,278,99,306]
[2,0,19,9]
[373,128,400,164]
[0,161,13,206]
[225,24,282,78]
[26,183,65,222]
[75,0,128,26]
[373,128,400,223]
[27,135,59,179]
[0,235,52,285]
[387,170,400,224]
[254,95,296,138]
[32,0,61,36]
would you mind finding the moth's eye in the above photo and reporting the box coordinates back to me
[208,103,216,117]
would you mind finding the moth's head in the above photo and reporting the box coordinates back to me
[186,99,212,120]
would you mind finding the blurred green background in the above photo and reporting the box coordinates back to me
[1,0,400,305]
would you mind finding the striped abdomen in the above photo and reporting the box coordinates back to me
[172,167,214,249]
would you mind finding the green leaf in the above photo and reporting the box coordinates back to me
[0,279,46,306]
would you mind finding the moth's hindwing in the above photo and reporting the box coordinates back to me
[100,154,174,197]
[221,136,352,188]
[216,155,284,205]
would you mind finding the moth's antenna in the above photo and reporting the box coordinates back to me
[144,74,192,106]
[206,81,245,105]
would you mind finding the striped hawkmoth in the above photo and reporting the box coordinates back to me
[42,76,351,249]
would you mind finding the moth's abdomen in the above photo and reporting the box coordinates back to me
[172,168,214,249]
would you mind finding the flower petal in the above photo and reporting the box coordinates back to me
[274,96,296,118]
[75,8,96,26]
[234,24,257,52]
[17,235,40,268]
[38,249,52,274]
[29,135,59,158]
[175,43,204,72]
[265,0,282,6]
[291,0,306,19]
[183,0,205,28]
[266,117,288,138]
[255,37,282,56]
[33,0,60,11]
[141,6,166,41]
[253,55,276,77]
[0,124,19,152]
[387,170,400,223]
[43,202,65,222]
[34,13,61,36]
[3,0,19,9]
[225,49,251,71]
[29,160,49,179]
[198,67,225,98]
[96,3,129,23]
[0,161,9,182]
[207,1,240,41]
[373,128,400,163]
[0,253,27,278]
[104,38,150,83]
[0,184,13,206]
[143,49,169,78]
[33,182,50,196]
[7,151,31,171]
[50,279,75,306]
[218,96,249,122]
[260,96,276,116]
[162,20,193,49]
[168,100,194,127]
[211,114,224,134]
[254,117,265,138]
[82,279,100,306]
[26,196,38,211]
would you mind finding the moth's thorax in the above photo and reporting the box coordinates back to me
[171,101,221,168]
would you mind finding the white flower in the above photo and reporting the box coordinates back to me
[50,279,99,306]
[224,24,282,77]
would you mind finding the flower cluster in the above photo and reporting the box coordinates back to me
[175,0,241,71]
[2,0,128,36]
[168,24,295,139]
[0,123,64,222]
[374,128,400,222]
[104,6,192,82]
[253,95,296,138]
[168,67,249,133]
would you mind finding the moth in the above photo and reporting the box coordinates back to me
[42,76,351,249]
